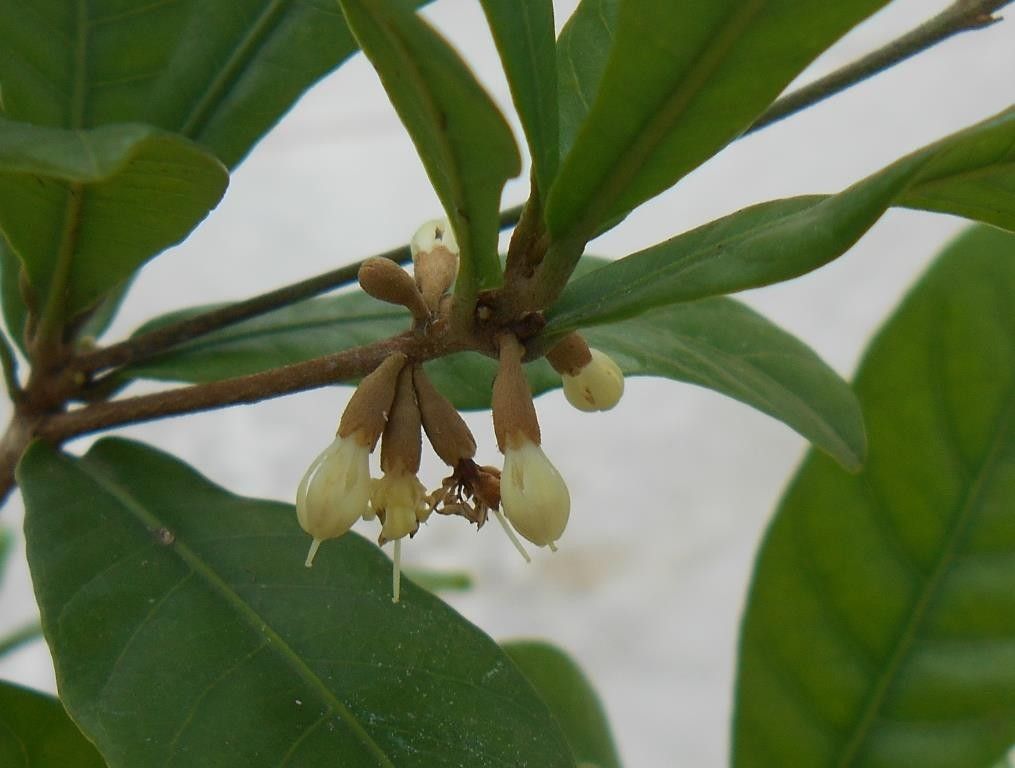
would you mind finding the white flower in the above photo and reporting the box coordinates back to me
[371,468,429,542]
[410,218,459,260]
[296,434,372,566]
[500,437,570,548]
[561,348,625,412]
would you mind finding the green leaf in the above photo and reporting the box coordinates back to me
[584,299,865,471]
[548,106,1015,334]
[0,0,425,344]
[733,226,1015,767]
[18,438,575,768]
[0,0,407,169]
[0,118,227,322]
[557,0,619,158]
[123,281,863,467]
[502,640,621,768]
[480,0,558,197]
[0,681,106,768]
[545,0,890,241]
[339,0,520,298]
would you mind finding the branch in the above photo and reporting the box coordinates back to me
[747,0,1013,135]
[75,205,525,376]
[41,331,463,444]
[0,620,43,658]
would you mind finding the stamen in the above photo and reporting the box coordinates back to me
[548,542,558,553]
[305,538,322,568]
[493,508,531,563]
[392,539,402,603]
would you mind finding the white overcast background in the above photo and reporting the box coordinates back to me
[2,2,1014,765]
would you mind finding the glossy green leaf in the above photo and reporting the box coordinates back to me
[733,226,1015,767]
[19,437,575,768]
[548,106,1015,334]
[557,0,618,158]
[0,0,421,347]
[0,118,227,321]
[502,640,621,768]
[0,681,106,768]
[124,284,863,467]
[339,0,520,297]
[480,0,558,196]
[0,0,402,169]
[545,0,890,241]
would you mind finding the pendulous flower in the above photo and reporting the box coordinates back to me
[297,432,372,567]
[492,333,571,551]
[296,353,406,567]
[548,333,625,412]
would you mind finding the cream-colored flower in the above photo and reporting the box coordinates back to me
[561,348,625,412]
[371,468,429,542]
[500,437,570,548]
[297,433,372,567]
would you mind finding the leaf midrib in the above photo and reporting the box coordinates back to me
[77,455,396,768]
[563,0,764,240]
[835,384,1015,766]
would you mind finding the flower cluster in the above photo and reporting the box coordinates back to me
[296,220,625,601]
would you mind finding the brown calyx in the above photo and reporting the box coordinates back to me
[380,363,422,474]
[414,246,459,311]
[337,353,406,448]
[545,332,592,376]
[413,364,476,466]
[491,333,540,452]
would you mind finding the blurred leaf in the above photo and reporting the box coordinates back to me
[402,567,473,594]
[0,681,106,768]
[124,283,863,467]
[557,0,618,157]
[545,0,890,240]
[339,0,520,296]
[548,106,1015,334]
[0,118,227,323]
[733,226,1015,767]
[480,0,558,196]
[503,640,621,768]
[19,438,575,768]
[0,526,10,576]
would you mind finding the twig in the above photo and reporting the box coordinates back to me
[747,0,1013,134]
[41,331,463,444]
[75,205,525,376]
[0,331,20,401]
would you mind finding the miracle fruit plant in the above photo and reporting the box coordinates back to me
[0,0,1014,766]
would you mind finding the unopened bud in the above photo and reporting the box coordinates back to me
[413,365,477,466]
[561,348,624,412]
[358,257,428,321]
[500,436,570,548]
[410,219,460,311]
[338,353,407,447]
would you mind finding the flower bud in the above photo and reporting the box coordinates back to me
[297,433,372,566]
[357,257,428,322]
[410,219,459,311]
[561,349,625,412]
[500,436,570,548]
